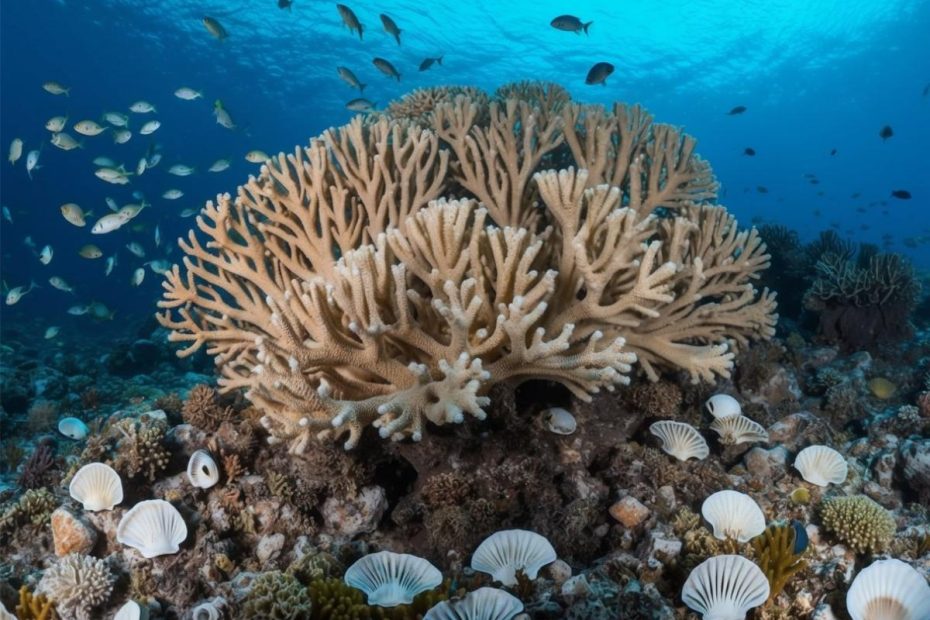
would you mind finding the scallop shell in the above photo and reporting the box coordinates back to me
[69,462,123,512]
[710,415,769,445]
[701,490,766,542]
[0,601,15,620]
[794,445,848,487]
[470,529,557,586]
[705,394,742,419]
[846,558,930,620]
[542,407,576,435]
[116,499,187,558]
[58,417,89,440]
[682,554,770,619]
[649,421,709,461]
[424,587,524,620]
[113,600,144,620]
[189,598,225,620]
[344,550,442,607]
[186,450,220,489]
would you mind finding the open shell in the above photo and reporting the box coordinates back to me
[344,550,442,607]
[116,499,187,558]
[701,490,766,542]
[649,421,709,461]
[114,600,145,620]
[69,462,123,512]
[542,407,576,435]
[470,529,557,586]
[846,558,930,620]
[705,394,742,419]
[58,417,89,440]
[682,554,770,619]
[710,415,769,445]
[424,587,524,620]
[186,450,220,489]
[794,445,848,487]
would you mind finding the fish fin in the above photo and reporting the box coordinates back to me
[394,32,401,45]
[395,74,401,82]
[584,21,592,34]
[360,83,367,93]
[437,55,443,65]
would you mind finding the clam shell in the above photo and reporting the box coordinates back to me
[794,445,848,487]
[424,587,524,620]
[846,558,930,620]
[116,499,187,558]
[542,407,576,435]
[114,600,144,620]
[344,550,442,607]
[649,421,709,461]
[69,462,123,512]
[705,394,742,419]
[710,415,769,445]
[186,450,220,489]
[682,554,770,618]
[701,490,766,542]
[470,529,556,586]
[58,416,89,440]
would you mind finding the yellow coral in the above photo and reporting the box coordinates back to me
[15,586,57,620]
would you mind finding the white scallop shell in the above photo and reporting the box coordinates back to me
[58,416,89,440]
[470,529,557,586]
[344,550,442,607]
[710,415,769,445]
[794,445,848,487]
[682,554,770,619]
[69,462,123,512]
[113,600,144,620]
[542,407,576,435]
[424,587,524,620]
[116,499,187,558]
[0,601,15,620]
[649,421,709,461]
[701,490,766,542]
[186,450,220,489]
[706,394,742,419]
[846,558,930,620]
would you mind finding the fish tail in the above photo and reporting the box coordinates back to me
[584,21,592,34]
[437,55,443,65]
[394,32,401,45]
[360,83,367,93]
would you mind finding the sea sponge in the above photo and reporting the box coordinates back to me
[819,495,896,554]
[182,384,234,431]
[239,571,312,620]
[36,553,114,620]
[112,418,170,482]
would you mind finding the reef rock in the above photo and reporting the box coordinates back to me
[51,507,97,556]
[900,438,930,504]
[322,485,387,537]
[609,496,651,528]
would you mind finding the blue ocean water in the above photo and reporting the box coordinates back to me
[1,0,928,328]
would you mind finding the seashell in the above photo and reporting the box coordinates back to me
[424,587,524,620]
[113,600,146,620]
[116,499,187,558]
[705,394,742,419]
[58,416,89,440]
[189,598,225,620]
[344,550,442,607]
[710,415,769,445]
[186,450,220,489]
[542,407,576,435]
[682,554,770,619]
[794,445,848,487]
[69,462,123,512]
[470,529,557,586]
[649,421,709,461]
[846,558,930,620]
[0,601,15,620]
[701,490,766,542]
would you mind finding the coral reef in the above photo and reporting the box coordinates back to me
[181,384,235,431]
[112,418,171,482]
[14,586,57,620]
[239,571,312,619]
[818,495,896,554]
[751,521,807,605]
[36,553,114,620]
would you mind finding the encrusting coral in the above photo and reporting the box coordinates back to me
[818,495,896,554]
[158,83,777,452]
[36,553,114,620]
[239,571,312,620]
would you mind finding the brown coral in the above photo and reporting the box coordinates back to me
[182,384,234,431]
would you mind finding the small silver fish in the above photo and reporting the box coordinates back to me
[73,120,107,136]
[5,282,37,305]
[203,16,228,40]
[51,132,83,151]
[26,150,41,179]
[50,276,75,293]
[213,100,235,129]
[39,245,53,265]
[208,158,230,172]
[346,98,376,112]
[168,164,195,176]
[175,87,203,100]
[129,101,157,113]
[126,242,145,258]
[130,267,145,286]
[8,138,23,164]
[139,120,161,135]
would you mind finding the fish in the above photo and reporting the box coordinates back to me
[94,156,117,167]
[67,305,89,316]
[136,157,147,176]
[168,164,195,176]
[757,186,769,193]
[924,83,930,97]
[203,16,228,40]
[26,150,41,179]
[879,125,893,140]
[103,112,129,127]
[139,120,161,135]
[336,4,363,40]
[129,101,156,113]
[60,203,88,226]
[372,57,400,81]
[162,189,184,200]
[44,326,60,340]
[92,212,131,234]
[42,81,70,96]
[87,301,115,320]
[380,14,401,45]
[79,244,104,259]
[743,147,756,156]
[8,138,23,164]
[890,190,911,199]
[39,245,53,265]
[550,15,592,34]
[727,106,747,115]
[2,206,11,223]
[51,132,82,151]
[45,116,68,132]
[23,236,36,250]
[126,242,145,258]
[74,120,107,136]
[208,158,230,172]
[155,225,161,247]
[245,150,270,163]
[175,87,203,100]
[5,282,37,305]
[278,0,293,9]
[112,129,132,144]
[130,268,145,286]
[95,167,132,184]
[830,148,837,156]
[102,197,118,212]
[418,56,443,72]
[146,152,162,168]
[180,208,199,217]
[118,203,146,220]
[105,255,117,276]
[213,100,235,129]
[146,259,172,275]
[346,98,376,112]
[337,66,366,92]
[49,276,75,293]
[585,62,614,86]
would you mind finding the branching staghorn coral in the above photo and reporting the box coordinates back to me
[158,86,776,452]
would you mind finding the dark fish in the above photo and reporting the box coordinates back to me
[851,192,860,198]
[757,186,768,194]
[856,207,866,213]
[277,0,293,9]
[380,13,401,45]
[336,4,363,40]
[373,57,401,81]
[809,179,819,185]
[923,83,930,97]
[727,105,747,115]
[891,190,911,199]
[879,125,893,140]
[346,98,376,112]
[817,191,824,197]
[202,16,228,40]
[550,15,592,34]
[585,62,614,86]
[337,66,366,93]
[791,520,809,554]
[830,148,837,156]
[419,56,443,71]
[814,209,822,217]
[743,147,755,156]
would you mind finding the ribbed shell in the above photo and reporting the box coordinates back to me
[794,445,848,487]
[186,450,220,489]
[344,550,442,607]
[649,421,709,461]
[424,587,524,620]
[58,416,89,439]
[846,559,930,620]
[710,415,769,445]
[470,529,557,586]
[116,499,187,558]
[682,555,770,620]
[705,394,742,419]
[190,599,223,620]
[114,600,143,620]
[701,490,766,542]
[69,462,123,512]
